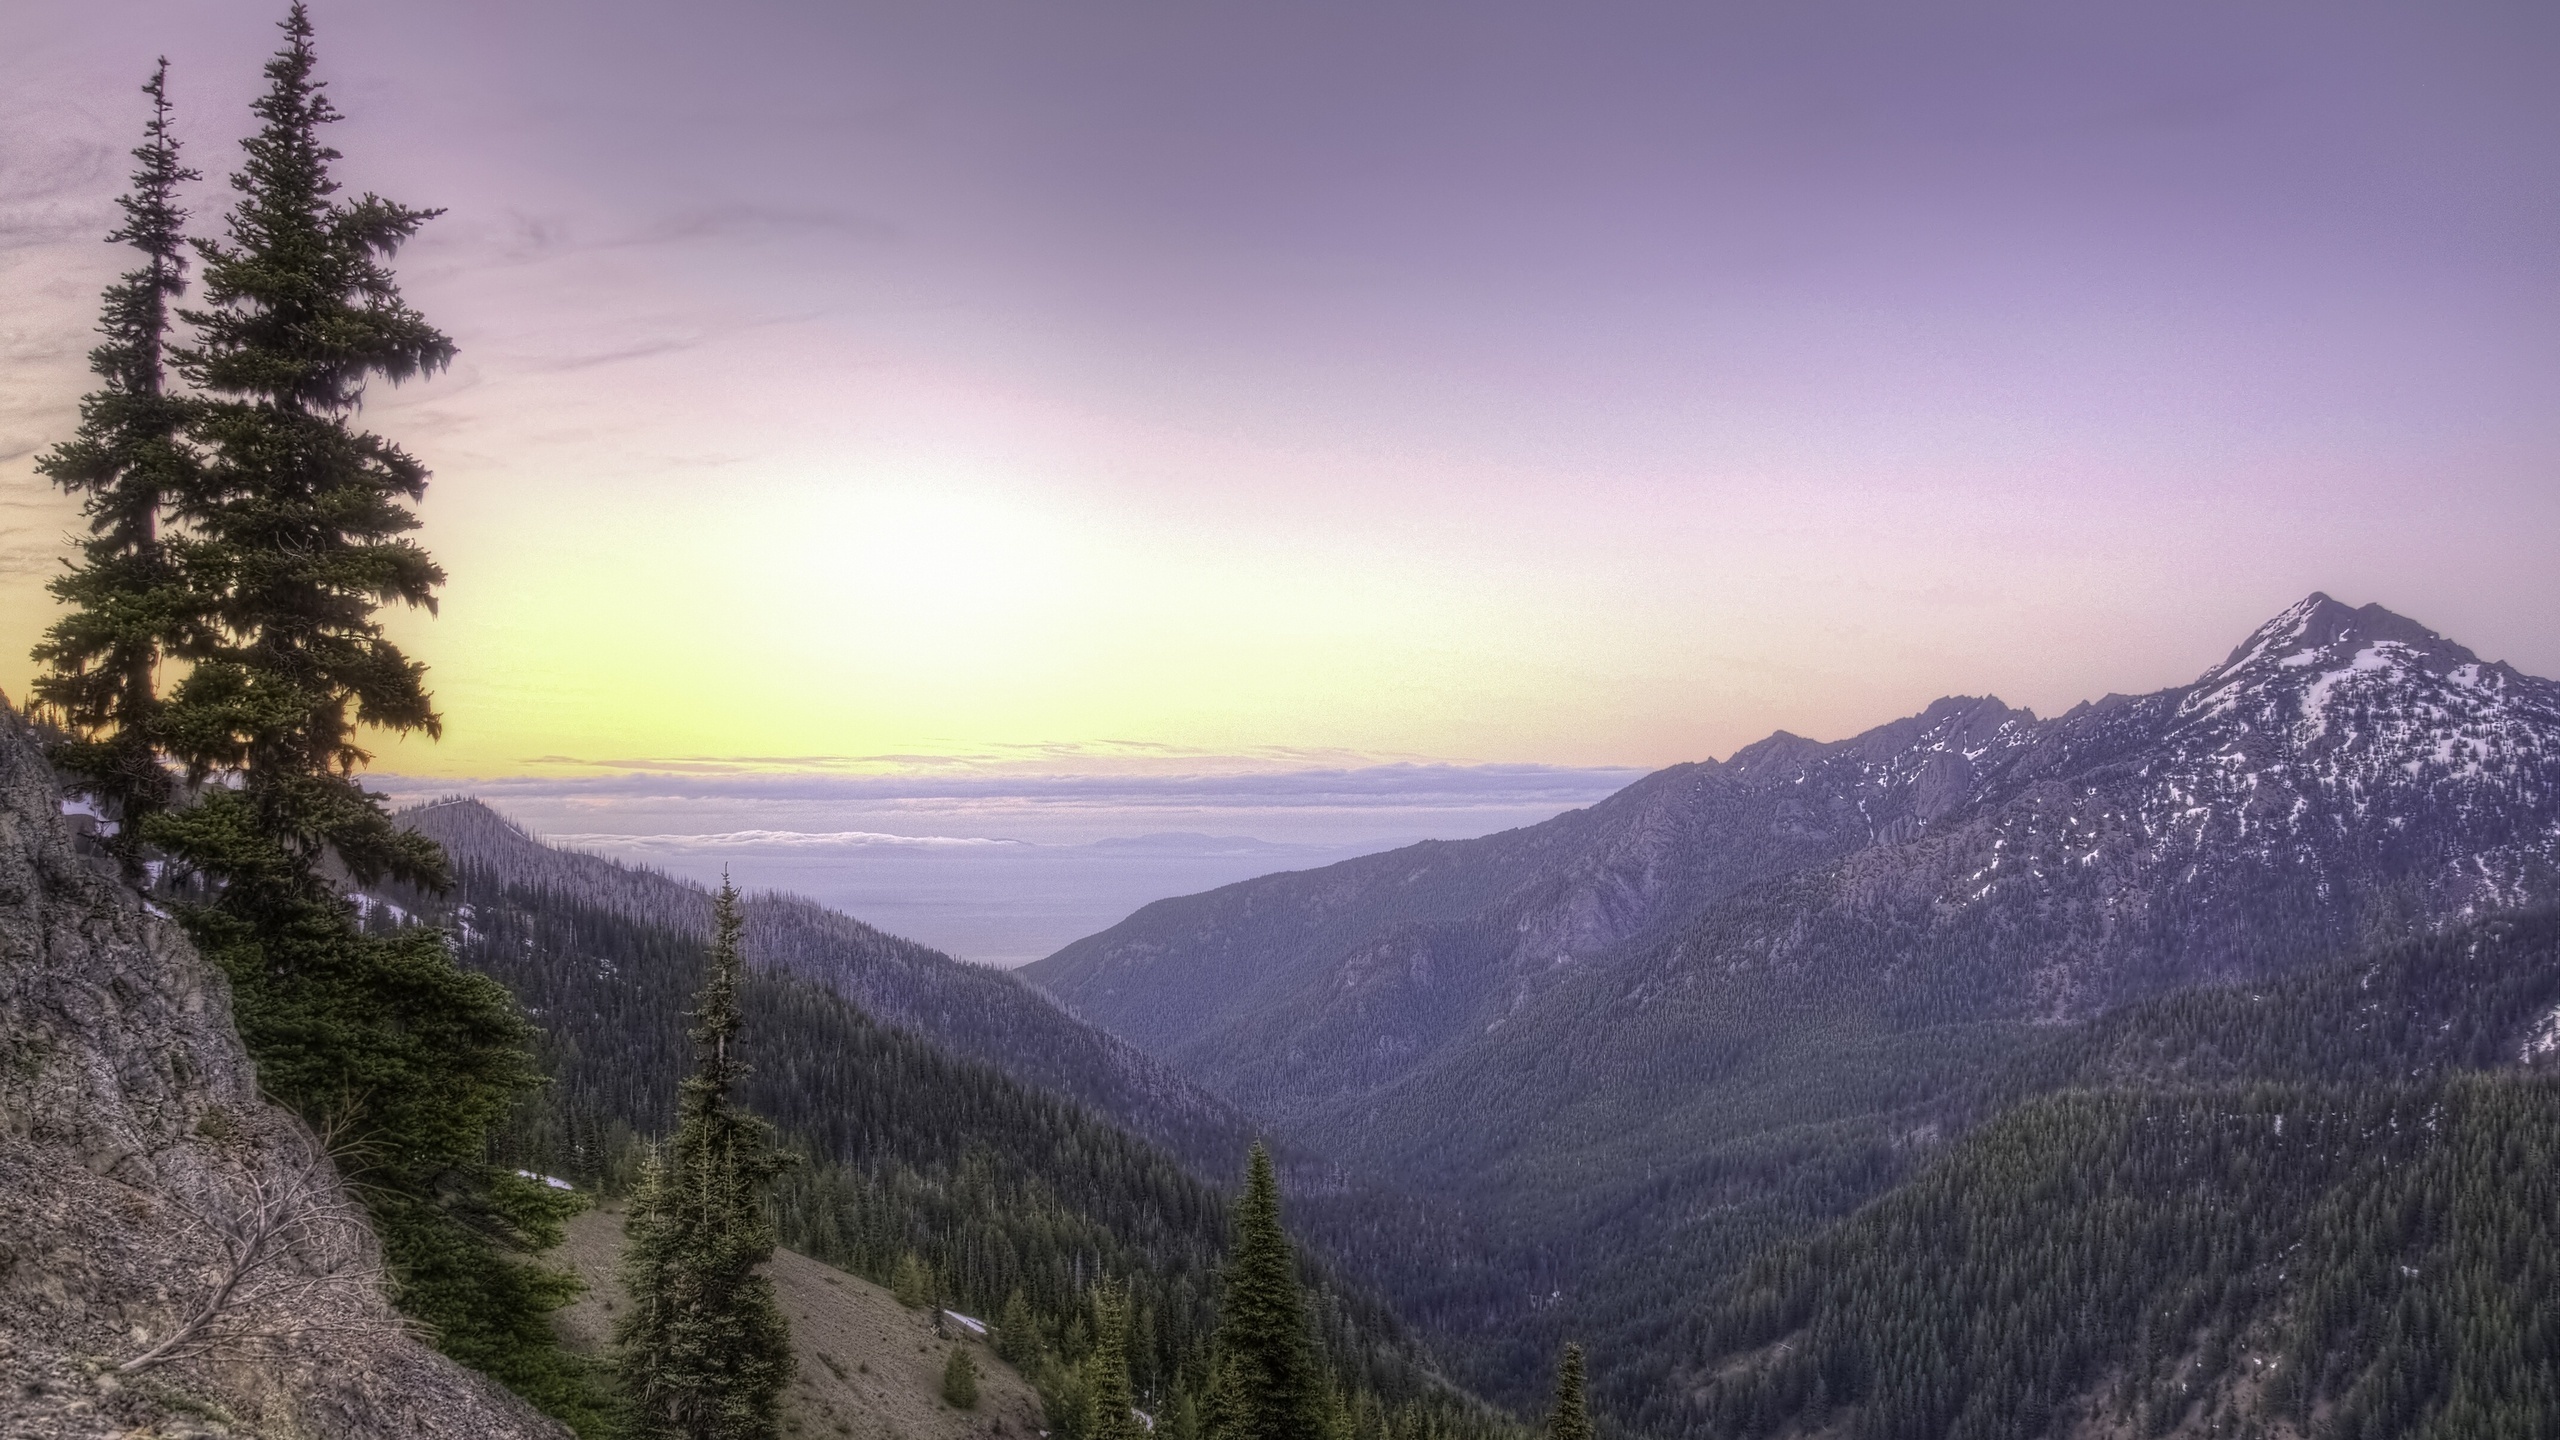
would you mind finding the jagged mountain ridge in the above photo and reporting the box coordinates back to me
[398,799,1264,1181]
[1029,593,2560,1125]
[1023,594,2560,1418]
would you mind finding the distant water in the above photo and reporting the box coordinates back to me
[549,834,1379,967]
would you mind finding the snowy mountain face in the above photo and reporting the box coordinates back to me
[1031,595,2560,1123]
[1023,597,2560,1422]
[1692,593,2560,1013]
[2135,594,2556,908]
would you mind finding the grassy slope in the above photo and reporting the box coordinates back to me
[550,1202,1042,1440]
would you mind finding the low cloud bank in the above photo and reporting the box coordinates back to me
[371,759,1648,849]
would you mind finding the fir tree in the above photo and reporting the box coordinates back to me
[995,1288,1042,1366]
[617,878,797,1440]
[113,10,596,1426]
[160,0,452,896]
[1085,1280,1146,1440]
[1544,1344,1591,1440]
[943,1346,981,1410]
[31,59,201,872]
[1207,1144,1327,1440]
[893,1252,936,1309]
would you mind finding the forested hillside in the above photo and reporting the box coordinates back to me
[405,798,1258,1179]
[1666,909,2560,1440]
[399,856,1518,1439]
[1028,596,2560,1419]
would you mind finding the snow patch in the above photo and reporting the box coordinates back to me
[2523,1005,2560,1066]
[349,892,411,927]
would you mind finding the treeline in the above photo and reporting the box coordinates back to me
[431,862,1524,1440]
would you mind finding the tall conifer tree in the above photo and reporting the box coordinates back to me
[31,59,201,872]
[1207,1144,1327,1440]
[617,878,796,1440]
[1085,1280,1146,1440]
[1544,1344,1592,1440]
[110,9,596,1424]
[159,0,451,896]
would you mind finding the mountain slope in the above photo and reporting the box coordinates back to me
[1665,908,2560,1440]
[403,846,1519,1438]
[547,1202,1047,1440]
[1023,595,2560,1416]
[0,700,560,1440]
[1032,594,2560,1125]
[402,799,1258,1180]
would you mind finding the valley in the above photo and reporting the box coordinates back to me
[9,6,2553,1436]
[1022,594,2560,1429]
[353,592,2560,1438]
[7,592,2553,1438]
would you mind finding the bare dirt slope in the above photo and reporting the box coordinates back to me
[551,1203,1045,1440]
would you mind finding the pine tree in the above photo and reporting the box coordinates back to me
[995,1288,1042,1366]
[63,10,596,1425]
[1207,1144,1327,1440]
[943,1346,981,1409]
[30,59,201,873]
[617,878,797,1440]
[1545,1344,1592,1440]
[894,1251,936,1309]
[158,0,452,897]
[1085,1280,1146,1440]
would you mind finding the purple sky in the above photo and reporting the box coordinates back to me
[6,1,2557,839]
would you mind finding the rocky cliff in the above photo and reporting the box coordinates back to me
[0,697,562,1439]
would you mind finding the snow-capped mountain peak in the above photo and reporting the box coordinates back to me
[2193,593,2483,696]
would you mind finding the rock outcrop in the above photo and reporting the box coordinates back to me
[0,696,563,1439]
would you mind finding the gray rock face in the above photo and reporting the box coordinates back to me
[0,698,563,1439]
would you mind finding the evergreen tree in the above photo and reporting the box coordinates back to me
[617,879,797,1440]
[159,0,452,896]
[30,59,201,872]
[1543,1345,1591,1440]
[1207,1144,1327,1440]
[54,10,598,1426]
[893,1251,936,1309]
[995,1288,1042,1366]
[1085,1280,1146,1440]
[943,1346,981,1409]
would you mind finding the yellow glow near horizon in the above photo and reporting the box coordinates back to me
[361,454,1599,778]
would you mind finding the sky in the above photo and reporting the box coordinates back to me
[5,1,2558,957]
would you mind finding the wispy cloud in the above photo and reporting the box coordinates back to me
[372,756,1648,852]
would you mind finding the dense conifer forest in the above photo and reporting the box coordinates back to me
[1659,908,2560,1438]
[424,860,1524,1439]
